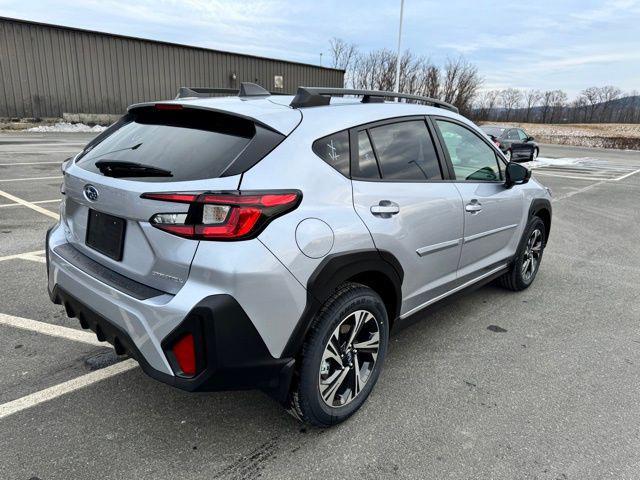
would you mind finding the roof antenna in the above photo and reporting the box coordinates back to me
[238,82,270,97]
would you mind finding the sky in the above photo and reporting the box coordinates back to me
[1,0,639,98]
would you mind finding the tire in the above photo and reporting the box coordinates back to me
[499,216,546,291]
[532,147,539,160]
[287,282,389,427]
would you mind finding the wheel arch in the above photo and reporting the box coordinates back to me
[281,249,403,357]
[528,198,552,244]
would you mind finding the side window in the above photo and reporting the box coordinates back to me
[435,120,503,182]
[312,130,350,177]
[354,130,380,179]
[518,129,529,141]
[506,129,519,140]
[367,121,442,180]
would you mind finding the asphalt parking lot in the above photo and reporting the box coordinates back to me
[1,132,639,480]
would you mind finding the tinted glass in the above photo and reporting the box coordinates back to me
[518,129,529,140]
[481,126,505,137]
[368,121,442,180]
[436,120,502,182]
[312,130,350,176]
[354,131,380,179]
[506,129,519,140]
[77,108,255,182]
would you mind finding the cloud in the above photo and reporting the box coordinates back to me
[1,0,639,95]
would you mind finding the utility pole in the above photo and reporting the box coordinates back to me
[319,52,323,67]
[394,0,405,96]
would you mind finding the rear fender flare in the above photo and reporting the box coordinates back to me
[281,249,403,357]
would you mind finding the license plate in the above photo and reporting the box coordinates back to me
[86,209,126,261]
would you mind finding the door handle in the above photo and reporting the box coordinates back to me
[465,201,482,214]
[371,201,399,216]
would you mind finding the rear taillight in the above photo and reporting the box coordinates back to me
[141,190,301,240]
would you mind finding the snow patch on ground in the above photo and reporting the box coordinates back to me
[522,157,601,169]
[26,122,107,133]
[528,157,589,167]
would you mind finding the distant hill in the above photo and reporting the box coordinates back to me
[476,95,640,124]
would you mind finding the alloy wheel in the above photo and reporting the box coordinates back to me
[318,310,380,408]
[522,228,543,281]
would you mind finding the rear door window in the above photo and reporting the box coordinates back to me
[312,130,350,176]
[367,120,442,181]
[76,108,263,182]
[506,129,519,140]
[354,130,381,179]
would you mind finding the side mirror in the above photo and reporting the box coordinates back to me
[527,136,535,142]
[505,162,531,188]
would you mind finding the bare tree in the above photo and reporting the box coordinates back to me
[598,85,622,121]
[440,57,482,114]
[475,89,500,120]
[580,87,600,121]
[424,65,440,98]
[571,96,588,122]
[500,88,523,121]
[332,43,483,115]
[540,90,565,123]
[328,38,357,71]
[524,89,542,122]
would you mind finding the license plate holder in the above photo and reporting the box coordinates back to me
[86,209,126,261]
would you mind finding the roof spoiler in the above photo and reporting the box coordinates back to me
[289,87,459,113]
[176,82,274,99]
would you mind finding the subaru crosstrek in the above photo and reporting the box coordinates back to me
[47,83,551,427]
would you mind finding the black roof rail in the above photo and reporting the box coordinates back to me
[289,87,459,113]
[175,82,272,99]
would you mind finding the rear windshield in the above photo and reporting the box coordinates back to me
[76,108,256,182]
[481,126,505,137]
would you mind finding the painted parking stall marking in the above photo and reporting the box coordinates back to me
[526,157,640,182]
[0,311,136,420]
[0,359,137,420]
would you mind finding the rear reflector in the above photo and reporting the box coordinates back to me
[172,333,196,376]
[142,190,301,241]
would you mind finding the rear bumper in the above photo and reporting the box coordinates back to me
[46,224,300,402]
[49,286,295,400]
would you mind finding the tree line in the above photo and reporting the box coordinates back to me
[474,86,640,124]
[329,38,481,116]
[329,38,640,124]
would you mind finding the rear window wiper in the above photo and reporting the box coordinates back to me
[95,160,173,178]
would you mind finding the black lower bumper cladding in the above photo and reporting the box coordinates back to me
[49,287,295,403]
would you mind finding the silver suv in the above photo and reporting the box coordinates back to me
[47,84,551,427]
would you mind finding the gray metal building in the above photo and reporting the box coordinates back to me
[0,17,344,120]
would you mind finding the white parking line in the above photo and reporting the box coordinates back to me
[0,312,105,346]
[0,198,60,208]
[0,251,46,263]
[0,189,59,219]
[614,167,640,182]
[0,175,62,182]
[0,359,137,420]
[0,250,45,262]
[0,161,62,166]
[0,312,140,420]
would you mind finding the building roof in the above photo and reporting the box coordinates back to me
[0,16,345,73]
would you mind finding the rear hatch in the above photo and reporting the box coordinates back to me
[61,103,289,294]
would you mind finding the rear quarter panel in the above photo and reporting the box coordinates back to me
[240,121,376,288]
